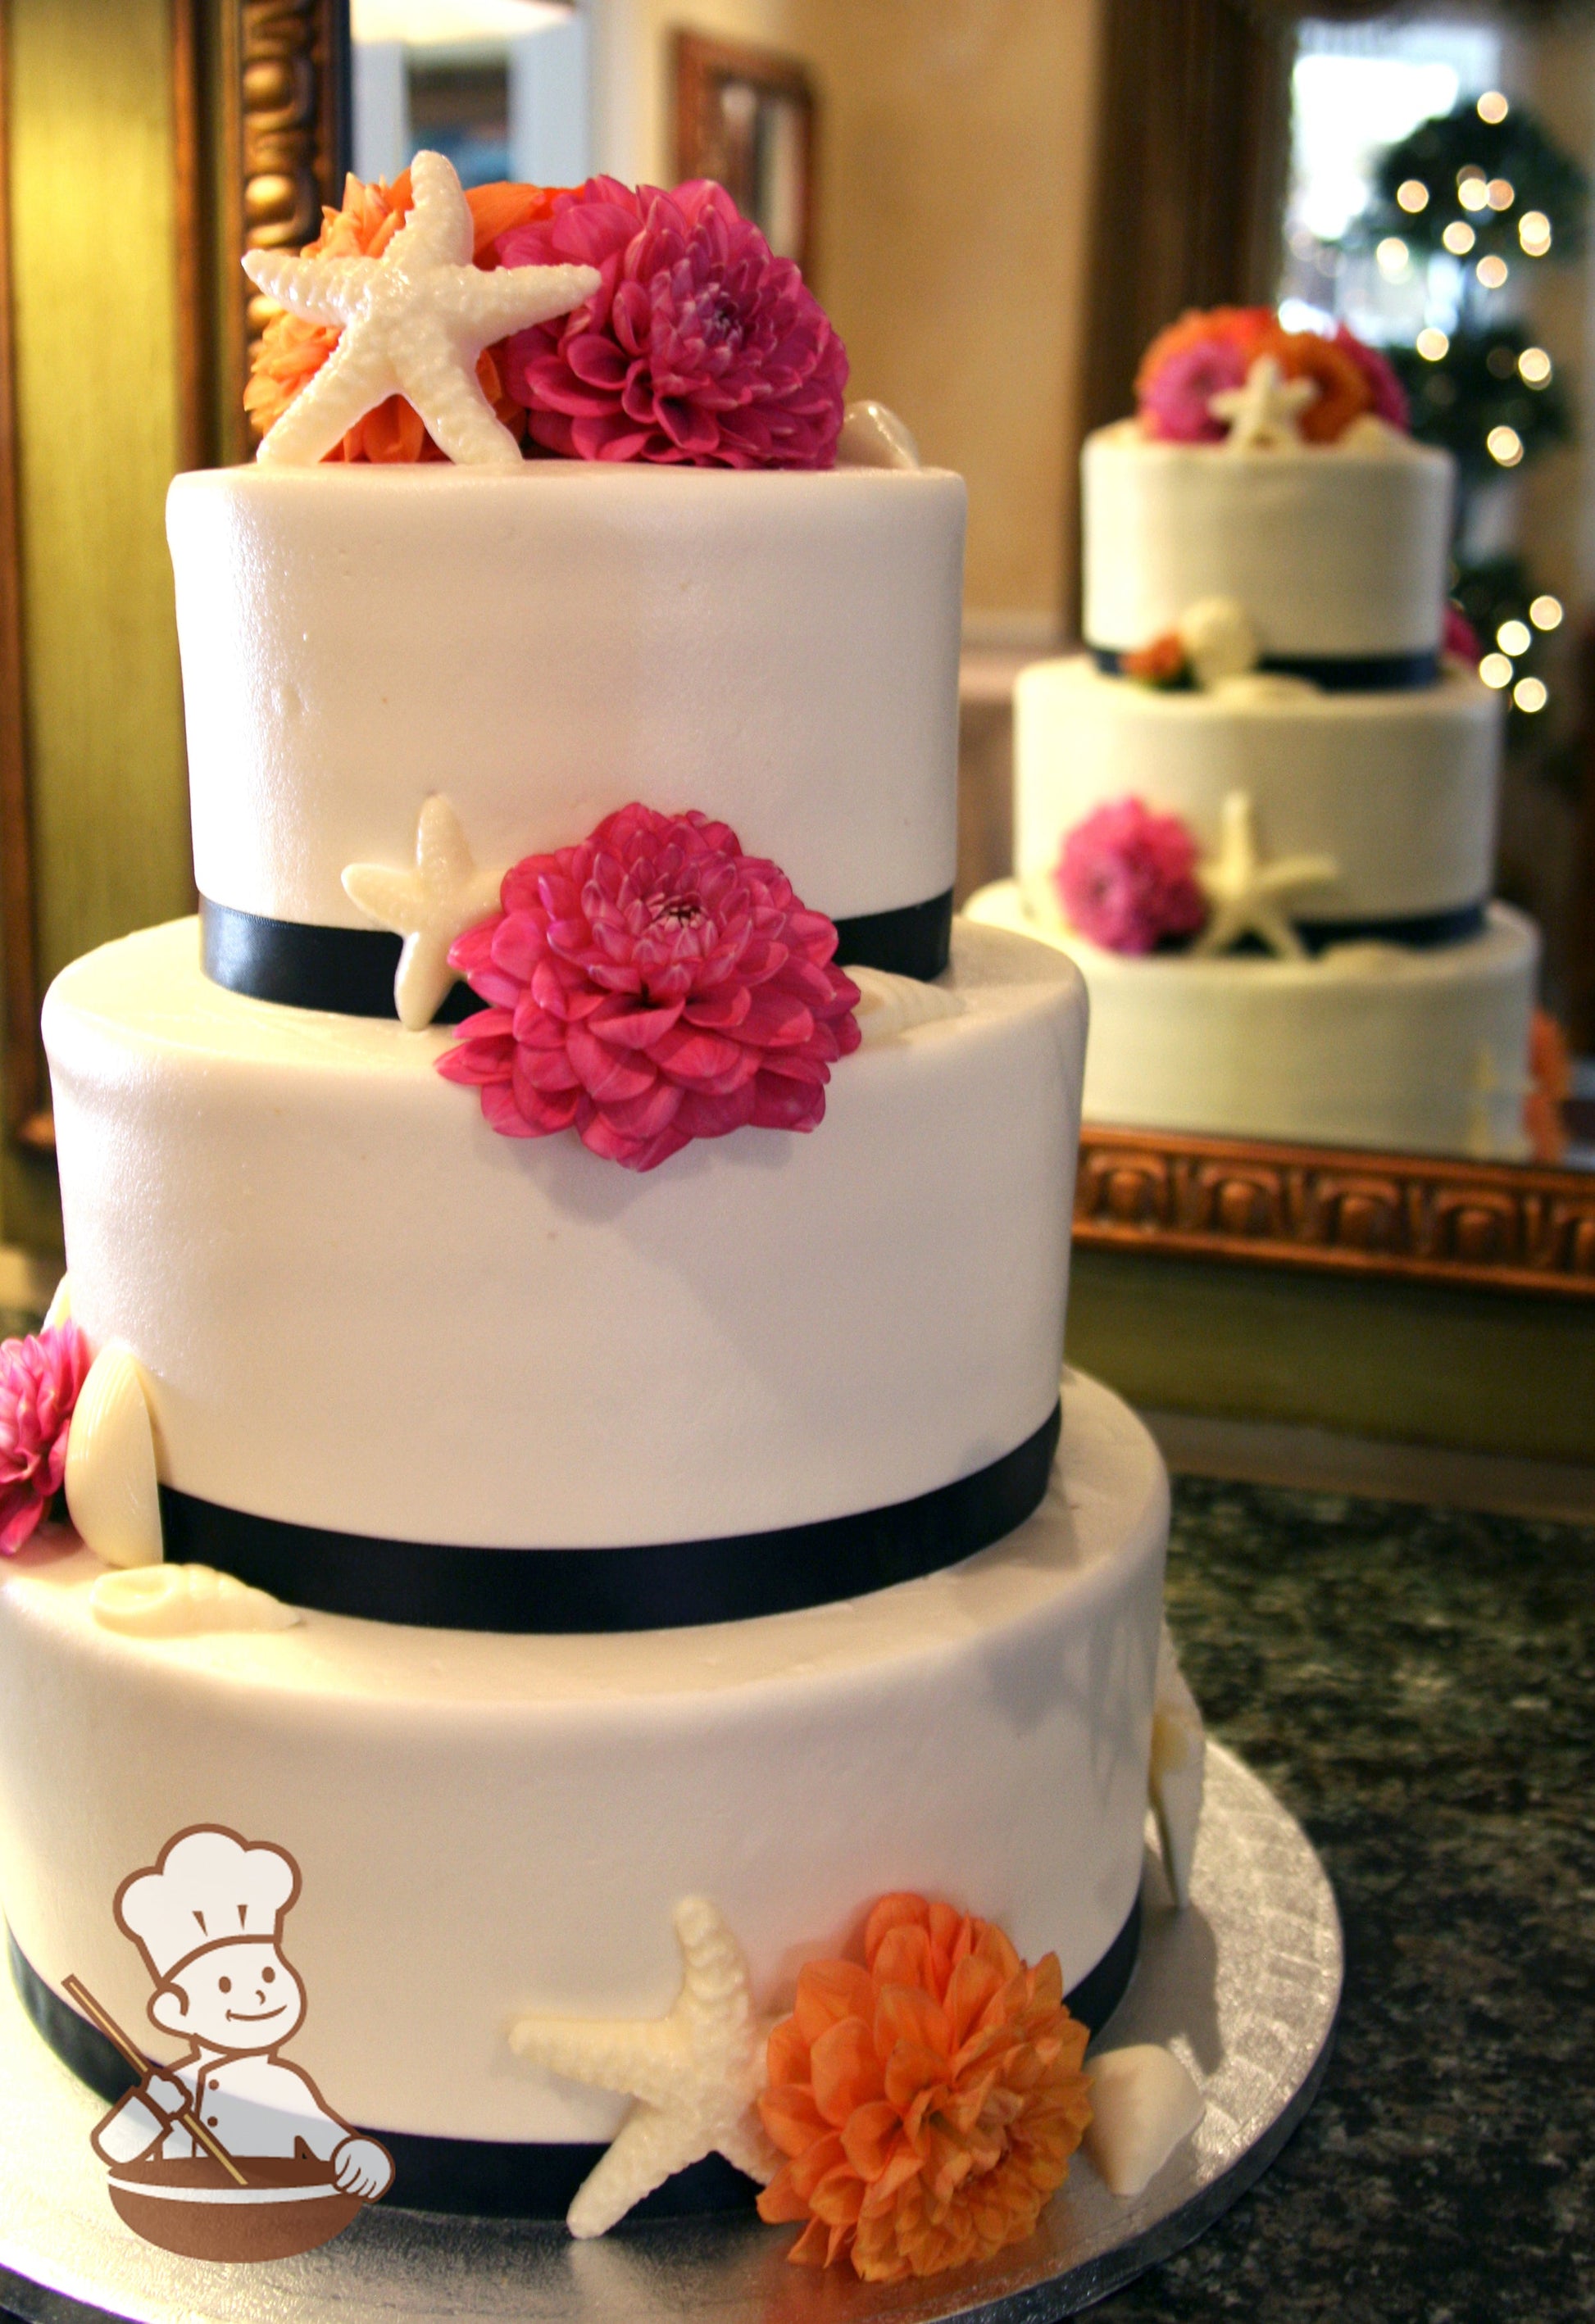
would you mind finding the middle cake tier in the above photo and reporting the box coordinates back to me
[43,919,1083,1605]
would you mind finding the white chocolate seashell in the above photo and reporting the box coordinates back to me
[1148,1622,1205,1909]
[1085,2045,1205,2196]
[42,1273,70,1331]
[837,400,921,470]
[90,1563,300,1637]
[64,1345,163,1569]
[847,966,966,1045]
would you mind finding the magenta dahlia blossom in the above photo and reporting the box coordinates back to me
[439,805,862,1172]
[1056,798,1208,955]
[496,178,847,468]
[1138,336,1249,443]
[1334,324,1409,431]
[1443,601,1483,665]
[0,1321,91,1554]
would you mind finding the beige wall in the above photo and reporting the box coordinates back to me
[796,0,1099,638]
[3,0,191,1252]
[595,0,1102,637]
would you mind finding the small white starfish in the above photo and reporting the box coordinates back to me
[1193,792,1338,960]
[1209,354,1319,451]
[507,1897,778,2239]
[242,149,599,468]
[342,796,506,1028]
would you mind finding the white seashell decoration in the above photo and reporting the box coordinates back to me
[1148,1621,1206,1909]
[1085,2044,1205,2196]
[42,1273,71,1331]
[90,1563,300,1638]
[837,400,921,470]
[64,1345,164,1569]
[847,966,966,1046]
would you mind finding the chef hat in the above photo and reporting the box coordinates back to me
[116,1826,300,1982]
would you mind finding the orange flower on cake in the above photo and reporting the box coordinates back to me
[756,1892,1092,2282]
[243,171,566,462]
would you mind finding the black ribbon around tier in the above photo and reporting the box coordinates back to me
[1279,900,1486,955]
[10,1900,1139,2220]
[1090,644,1440,692]
[157,1402,1061,1635]
[201,887,955,1021]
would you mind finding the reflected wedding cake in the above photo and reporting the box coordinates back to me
[0,159,1205,2279]
[970,306,1538,1160]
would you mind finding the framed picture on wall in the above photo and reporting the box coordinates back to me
[673,32,816,274]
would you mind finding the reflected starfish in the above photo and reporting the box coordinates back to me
[1193,792,1337,960]
[508,1898,778,2238]
[1209,354,1318,451]
[242,150,598,468]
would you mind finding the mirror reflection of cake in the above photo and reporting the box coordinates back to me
[967,306,1538,1163]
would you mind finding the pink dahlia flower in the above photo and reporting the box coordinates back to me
[1333,325,1409,432]
[1443,602,1482,665]
[496,178,847,468]
[1138,335,1249,443]
[0,1322,91,1555]
[1056,798,1207,955]
[439,805,862,1172]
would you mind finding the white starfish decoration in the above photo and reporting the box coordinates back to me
[1192,792,1338,960]
[1209,354,1318,452]
[342,795,506,1028]
[241,149,599,468]
[507,1897,778,2239]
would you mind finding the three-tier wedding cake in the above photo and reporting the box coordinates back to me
[0,161,1202,2279]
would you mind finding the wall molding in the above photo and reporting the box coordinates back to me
[1075,1124,1595,1297]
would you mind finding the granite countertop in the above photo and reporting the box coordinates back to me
[1103,1476,1595,2323]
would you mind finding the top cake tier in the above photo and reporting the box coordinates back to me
[1082,420,1453,672]
[168,461,966,947]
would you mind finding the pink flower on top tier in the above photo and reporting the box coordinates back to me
[439,805,862,1172]
[1056,798,1207,955]
[0,1323,91,1554]
[1333,325,1409,432]
[497,178,848,468]
[1138,335,1251,444]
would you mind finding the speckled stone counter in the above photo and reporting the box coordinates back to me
[1105,1477,1595,2324]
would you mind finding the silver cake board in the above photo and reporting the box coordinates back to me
[0,1742,1341,2324]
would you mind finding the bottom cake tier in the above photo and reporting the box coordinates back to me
[967,884,1538,1159]
[0,1369,1166,2215]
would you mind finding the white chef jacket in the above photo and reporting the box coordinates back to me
[93,2049,349,2165]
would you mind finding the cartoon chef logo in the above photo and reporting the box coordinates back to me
[76,1826,393,2263]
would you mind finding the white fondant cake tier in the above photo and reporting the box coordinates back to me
[1082,422,1452,660]
[1015,657,1502,924]
[966,884,1538,1160]
[0,1371,1166,2148]
[168,463,966,933]
[43,917,1083,1550]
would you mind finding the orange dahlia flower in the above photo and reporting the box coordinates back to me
[1261,326,1373,443]
[243,170,568,462]
[1525,1007,1572,1164]
[757,1893,1092,2282]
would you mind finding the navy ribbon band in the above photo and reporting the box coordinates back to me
[157,1401,1061,1635]
[10,1900,1138,2219]
[201,888,955,1023]
[1091,644,1441,692]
